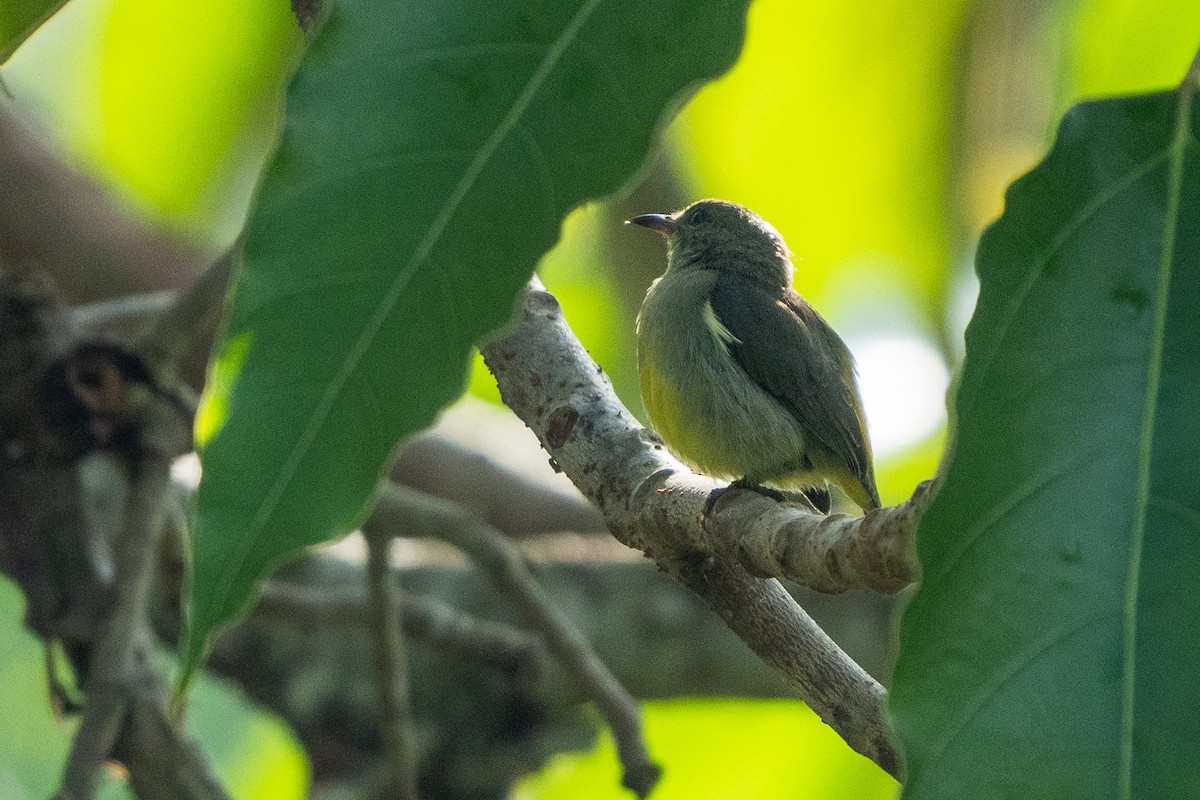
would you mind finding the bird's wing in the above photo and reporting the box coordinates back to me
[709,276,876,496]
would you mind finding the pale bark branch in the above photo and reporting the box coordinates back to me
[712,479,932,593]
[479,278,924,778]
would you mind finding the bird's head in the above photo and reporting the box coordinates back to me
[626,199,793,286]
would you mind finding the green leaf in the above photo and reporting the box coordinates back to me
[0,0,65,63]
[187,0,751,669]
[890,70,1200,798]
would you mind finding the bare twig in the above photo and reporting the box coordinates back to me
[137,247,237,383]
[255,580,544,674]
[479,278,916,777]
[75,291,177,330]
[1,275,228,800]
[362,526,421,800]
[369,482,662,798]
[57,453,176,799]
[1183,45,1200,90]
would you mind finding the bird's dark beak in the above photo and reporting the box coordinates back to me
[625,213,676,235]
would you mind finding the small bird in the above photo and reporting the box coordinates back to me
[627,199,880,513]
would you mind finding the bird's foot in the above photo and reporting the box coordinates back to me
[732,477,787,502]
[704,478,786,517]
[800,487,832,514]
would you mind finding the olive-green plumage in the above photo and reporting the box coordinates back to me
[628,199,880,512]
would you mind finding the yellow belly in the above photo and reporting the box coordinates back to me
[640,358,719,470]
[639,342,808,485]
[639,329,876,510]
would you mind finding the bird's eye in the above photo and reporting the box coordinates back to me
[685,207,711,225]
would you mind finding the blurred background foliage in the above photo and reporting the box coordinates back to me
[2,0,1197,797]
[0,579,308,799]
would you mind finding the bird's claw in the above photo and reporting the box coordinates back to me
[704,478,786,517]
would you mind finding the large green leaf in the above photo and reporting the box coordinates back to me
[0,0,65,63]
[187,0,751,668]
[890,72,1200,797]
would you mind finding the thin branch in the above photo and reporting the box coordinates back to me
[369,482,662,798]
[362,526,421,800]
[394,431,607,538]
[1184,45,1200,91]
[57,453,175,800]
[137,246,237,383]
[255,580,545,675]
[479,279,916,778]
[75,291,177,330]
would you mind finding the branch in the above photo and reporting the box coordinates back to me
[369,482,662,797]
[362,526,421,800]
[74,291,177,331]
[137,246,237,385]
[255,580,545,675]
[394,431,606,538]
[708,479,931,593]
[0,275,228,800]
[479,279,922,778]
[57,388,206,798]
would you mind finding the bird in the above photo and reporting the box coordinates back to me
[627,199,880,513]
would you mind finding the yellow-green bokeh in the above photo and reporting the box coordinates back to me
[1066,0,1200,106]
[515,700,898,800]
[0,579,308,799]
[5,0,301,244]
[469,204,638,407]
[671,0,968,329]
[95,0,301,239]
[3,1,1199,797]
[195,329,255,449]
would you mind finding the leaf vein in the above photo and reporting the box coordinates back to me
[390,41,545,67]
[961,149,1169,419]
[910,611,1112,795]
[1119,76,1194,799]
[924,445,1109,589]
[204,0,608,621]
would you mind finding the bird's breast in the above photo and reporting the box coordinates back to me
[636,271,808,481]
